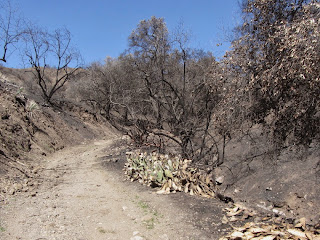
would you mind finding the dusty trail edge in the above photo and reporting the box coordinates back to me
[0,137,224,240]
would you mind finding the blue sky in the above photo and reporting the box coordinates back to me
[4,0,241,68]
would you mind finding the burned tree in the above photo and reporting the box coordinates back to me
[103,17,222,163]
[23,27,81,103]
[229,0,320,146]
[0,0,23,63]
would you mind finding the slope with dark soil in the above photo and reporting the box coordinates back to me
[0,77,111,202]
[0,67,319,239]
[212,133,320,225]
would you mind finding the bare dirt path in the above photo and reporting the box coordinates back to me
[0,137,225,240]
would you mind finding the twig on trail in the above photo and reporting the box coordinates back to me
[43,167,99,171]
[16,160,26,166]
[0,156,31,178]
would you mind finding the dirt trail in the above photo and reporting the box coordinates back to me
[0,137,217,240]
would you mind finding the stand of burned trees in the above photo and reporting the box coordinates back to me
[79,1,320,167]
[229,0,320,147]
[79,17,225,165]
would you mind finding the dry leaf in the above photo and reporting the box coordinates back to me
[260,236,276,240]
[244,222,256,229]
[305,232,314,240]
[287,228,307,239]
[249,227,267,234]
[196,185,202,194]
[230,231,244,238]
[156,189,169,195]
[206,175,211,184]
[227,209,243,217]
[222,215,229,224]
[184,183,189,193]
[244,231,255,239]
[295,217,306,230]
[270,230,284,236]
[229,216,238,222]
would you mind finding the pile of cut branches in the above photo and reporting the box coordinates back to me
[124,151,217,198]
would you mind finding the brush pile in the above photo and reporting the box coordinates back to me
[124,151,217,198]
[220,215,320,240]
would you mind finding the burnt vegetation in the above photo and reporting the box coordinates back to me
[72,0,320,170]
[1,0,320,230]
[1,0,319,169]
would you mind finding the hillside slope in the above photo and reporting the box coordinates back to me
[0,67,319,235]
[0,76,115,201]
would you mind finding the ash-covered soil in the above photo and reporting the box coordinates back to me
[0,68,319,239]
[0,78,110,202]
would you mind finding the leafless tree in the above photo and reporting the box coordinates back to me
[23,26,82,103]
[93,17,222,164]
[75,17,223,164]
[0,0,23,62]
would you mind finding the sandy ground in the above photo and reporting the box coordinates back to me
[0,137,221,240]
